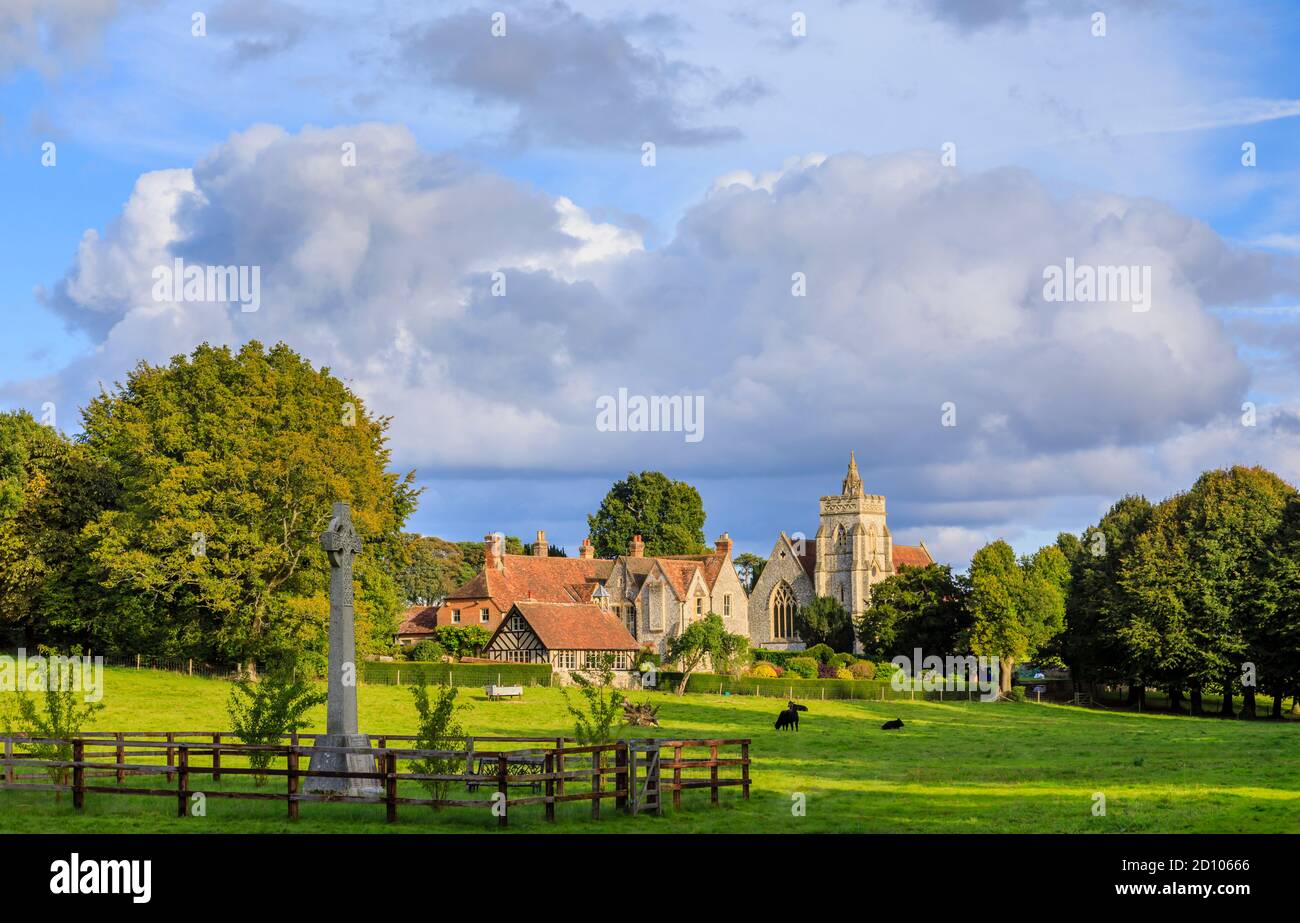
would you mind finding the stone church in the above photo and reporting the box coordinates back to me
[747,452,933,651]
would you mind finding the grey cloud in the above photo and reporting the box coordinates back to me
[0,0,140,79]
[397,3,751,148]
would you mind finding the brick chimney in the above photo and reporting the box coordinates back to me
[484,533,504,571]
[630,534,644,557]
[579,537,595,559]
[532,529,549,557]
[715,532,733,557]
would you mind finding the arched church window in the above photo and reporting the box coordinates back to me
[771,582,796,640]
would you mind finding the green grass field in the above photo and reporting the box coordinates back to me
[2,667,1297,833]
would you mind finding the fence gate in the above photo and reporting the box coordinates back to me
[626,741,662,816]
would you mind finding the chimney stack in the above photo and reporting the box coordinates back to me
[715,532,733,557]
[533,530,549,557]
[484,533,504,571]
[579,537,595,559]
[630,534,645,558]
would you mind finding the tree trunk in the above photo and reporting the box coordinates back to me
[999,659,1014,695]
[1291,693,1300,716]
[675,671,690,696]
[1240,686,1257,720]
[1189,684,1204,716]
[1270,692,1284,720]
[1168,686,1183,714]
[1126,682,1141,706]
[1219,677,1234,717]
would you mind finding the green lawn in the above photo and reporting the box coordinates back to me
[2,667,1297,833]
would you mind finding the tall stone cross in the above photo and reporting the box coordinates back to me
[305,501,380,795]
[320,501,362,736]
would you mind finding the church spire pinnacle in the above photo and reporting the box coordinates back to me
[842,450,864,497]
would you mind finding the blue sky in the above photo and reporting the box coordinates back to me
[2,0,1300,566]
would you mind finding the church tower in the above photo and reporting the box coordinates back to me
[814,451,892,630]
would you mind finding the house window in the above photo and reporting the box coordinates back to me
[695,595,704,616]
[555,650,576,669]
[723,594,732,617]
[509,614,525,632]
[771,582,796,640]
[613,651,631,670]
[480,608,490,623]
[452,610,461,624]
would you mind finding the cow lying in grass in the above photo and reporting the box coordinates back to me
[880,718,904,730]
[775,701,808,731]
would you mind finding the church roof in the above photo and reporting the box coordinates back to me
[892,543,934,569]
[509,602,638,651]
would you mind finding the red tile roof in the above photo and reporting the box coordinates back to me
[397,605,438,637]
[893,543,934,569]
[446,554,613,608]
[510,602,638,651]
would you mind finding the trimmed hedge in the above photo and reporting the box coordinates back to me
[655,672,972,701]
[362,660,553,687]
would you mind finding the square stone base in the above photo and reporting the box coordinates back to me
[304,733,383,798]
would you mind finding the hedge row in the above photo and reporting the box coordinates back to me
[361,661,554,687]
[656,672,986,701]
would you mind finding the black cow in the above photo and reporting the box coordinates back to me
[774,701,808,731]
[880,717,904,730]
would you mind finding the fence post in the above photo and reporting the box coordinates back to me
[591,748,601,820]
[115,732,125,784]
[211,733,222,782]
[544,753,556,823]
[385,751,398,824]
[177,745,189,818]
[555,737,565,799]
[741,741,750,800]
[673,744,682,811]
[3,736,12,786]
[287,745,299,820]
[72,739,85,810]
[188,658,193,676]
[165,732,176,783]
[710,743,719,804]
[496,754,509,829]
[135,654,140,671]
[615,741,628,812]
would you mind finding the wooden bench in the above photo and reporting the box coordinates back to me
[484,684,524,701]
[466,750,546,793]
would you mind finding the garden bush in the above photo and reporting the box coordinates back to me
[786,656,818,679]
[835,667,854,680]
[850,660,876,680]
[749,661,779,679]
[833,652,855,667]
[817,662,839,679]
[805,643,836,665]
[407,640,445,662]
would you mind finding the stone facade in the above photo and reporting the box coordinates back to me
[747,453,934,652]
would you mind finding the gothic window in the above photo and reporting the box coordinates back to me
[771,582,796,640]
[834,525,848,554]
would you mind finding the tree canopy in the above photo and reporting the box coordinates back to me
[587,471,707,558]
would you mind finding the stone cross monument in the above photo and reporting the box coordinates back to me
[305,501,381,796]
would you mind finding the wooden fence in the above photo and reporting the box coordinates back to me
[0,732,749,827]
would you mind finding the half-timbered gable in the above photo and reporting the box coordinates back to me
[484,602,639,684]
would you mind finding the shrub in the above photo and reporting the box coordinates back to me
[785,657,818,679]
[805,643,836,665]
[749,661,779,679]
[850,660,876,680]
[832,652,855,667]
[407,640,445,662]
[226,661,326,786]
[817,662,838,679]
[562,654,627,744]
[835,667,854,681]
[771,665,785,677]
[1008,685,1027,702]
[408,680,467,808]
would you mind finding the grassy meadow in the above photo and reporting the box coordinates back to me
[1,667,1297,834]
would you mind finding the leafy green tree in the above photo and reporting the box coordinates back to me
[226,660,326,785]
[398,534,465,605]
[1259,495,1300,718]
[665,612,748,695]
[859,564,971,660]
[587,471,707,558]
[734,552,766,593]
[794,596,855,652]
[408,679,467,806]
[73,341,418,668]
[967,540,1065,695]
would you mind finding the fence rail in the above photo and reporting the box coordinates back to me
[0,732,749,827]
